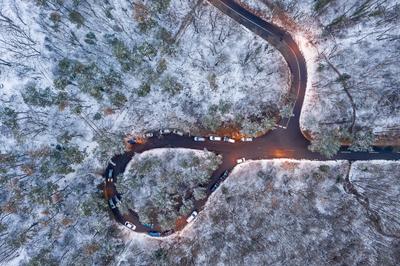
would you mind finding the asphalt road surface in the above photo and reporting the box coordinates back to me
[103,0,400,236]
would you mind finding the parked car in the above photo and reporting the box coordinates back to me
[240,137,253,142]
[109,160,116,166]
[236,158,246,164]
[194,136,206,141]
[107,169,113,182]
[125,221,136,231]
[113,196,122,207]
[223,137,235,143]
[144,132,154,138]
[209,136,221,141]
[186,211,198,223]
[161,229,174,237]
[128,138,136,144]
[173,129,184,136]
[219,170,229,180]
[143,223,154,229]
[108,199,116,209]
[148,231,161,237]
[159,129,171,134]
[210,181,221,192]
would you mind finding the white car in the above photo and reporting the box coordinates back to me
[160,129,171,134]
[241,137,253,142]
[223,137,235,143]
[144,132,154,138]
[109,160,116,166]
[173,129,184,136]
[236,158,246,164]
[186,211,198,223]
[194,136,205,142]
[125,221,136,231]
[209,136,222,141]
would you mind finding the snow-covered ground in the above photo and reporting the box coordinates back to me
[237,0,400,145]
[0,0,290,263]
[1,0,398,264]
[118,159,400,265]
[117,148,221,230]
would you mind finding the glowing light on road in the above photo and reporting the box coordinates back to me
[272,149,294,158]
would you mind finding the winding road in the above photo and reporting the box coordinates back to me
[103,0,400,236]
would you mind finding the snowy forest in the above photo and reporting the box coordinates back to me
[0,0,289,263]
[119,160,400,265]
[117,148,221,231]
[239,0,400,156]
[0,0,399,265]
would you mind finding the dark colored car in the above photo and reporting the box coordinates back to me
[128,139,136,144]
[148,231,161,237]
[210,181,221,192]
[108,199,116,209]
[219,170,229,180]
[113,196,122,207]
[161,229,174,237]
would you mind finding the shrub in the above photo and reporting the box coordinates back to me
[137,83,151,97]
[158,27,174,45]
[279,104,293,119]
[93,112,102,120]
[201,109,222,132]
[316,63,325,72]
[138,18,157,33]
[49,12,61,27]
[240,116,276,136]
[152,0,171,14]
[319,165,330,173]
[110,92,127,108]
[193,187,207,201]
[314,0,333,12]
[162,76,183,95]
[84,32,97,45]
[336,73,351,83]
[54,78,69,90]
[207,73,218,90]
[22,83,55,107]
[0,107,18,130]
[308,131,341,158]
[349,130,374,152]
[138,42,157,59]
[156,59,167,74]
[111,39,130,61]
[68,10,85,27]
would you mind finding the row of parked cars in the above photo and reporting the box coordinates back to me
[197,136,253,142]
[146,210,198,238]
[159,129,184,136]
[142,129,255,144]
[105,160,138,231]
[145,210,198,237]
[195,136,253,142]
